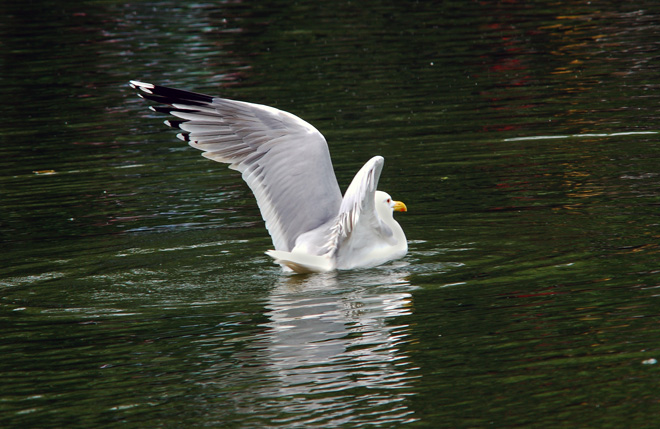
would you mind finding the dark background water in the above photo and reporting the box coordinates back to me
[2,0,660,427]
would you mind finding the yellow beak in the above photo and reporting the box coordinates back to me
[393,200,407,212]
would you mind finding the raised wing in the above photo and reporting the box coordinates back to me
[130,81,343,251]
[325,156,389,256]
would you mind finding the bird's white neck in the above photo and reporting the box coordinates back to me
[385,214,408,254]
[375,201,408,256]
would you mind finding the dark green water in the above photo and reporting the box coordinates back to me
[2,0,660,427]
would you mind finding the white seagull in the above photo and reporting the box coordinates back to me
[130,81,407,273]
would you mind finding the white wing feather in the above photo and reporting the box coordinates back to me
[325,156,388,256]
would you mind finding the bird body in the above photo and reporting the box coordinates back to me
[130,81,407,273]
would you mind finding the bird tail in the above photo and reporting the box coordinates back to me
[265,250,334,274]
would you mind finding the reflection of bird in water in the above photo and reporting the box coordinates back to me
[261,269,419,424]
[130,81,408,273]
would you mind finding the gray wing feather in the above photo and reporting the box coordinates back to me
[130,81,343,251]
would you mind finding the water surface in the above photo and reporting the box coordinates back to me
[2,0,660,427]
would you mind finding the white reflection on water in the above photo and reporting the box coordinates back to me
[504,131,658,141]
[260,267,420,425]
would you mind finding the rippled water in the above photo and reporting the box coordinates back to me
[2,0,660,427]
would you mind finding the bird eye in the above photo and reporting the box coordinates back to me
[387,198,391,203]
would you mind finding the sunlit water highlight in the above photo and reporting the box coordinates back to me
[505,131,659,141]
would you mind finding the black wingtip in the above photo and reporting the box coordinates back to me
[164,119,186,129]
[130,80,215,108]
[130,80,215,144]
[129,80,154,91]
[133,81,214,104]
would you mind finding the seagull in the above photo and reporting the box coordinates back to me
[129,81,408,273]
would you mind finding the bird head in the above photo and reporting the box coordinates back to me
[375,191,407,218]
